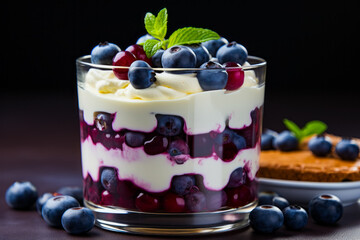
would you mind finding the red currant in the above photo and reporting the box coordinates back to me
[112,51,137,80]
[224,62,244,90]
[125,44,152,65]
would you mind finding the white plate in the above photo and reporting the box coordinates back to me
[259,178,360,207]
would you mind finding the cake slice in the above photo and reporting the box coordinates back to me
[259,134,360,182]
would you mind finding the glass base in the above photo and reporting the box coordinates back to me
[85,200,257,236]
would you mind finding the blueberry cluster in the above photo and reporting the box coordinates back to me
[261,129,360,161]
[261,130,298,152]
[90,36,249,91]
[5,182,95,235]
[80,107,261,162]
[250,191,343,233]
[84,165,257,213]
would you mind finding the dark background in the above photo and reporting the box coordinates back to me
[1,0,359,134]
[1,2,360,238]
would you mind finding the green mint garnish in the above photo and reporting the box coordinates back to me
[142,8,220,58]
[167,27,220,47]
[283,119,328,141]
[144,8,168,41]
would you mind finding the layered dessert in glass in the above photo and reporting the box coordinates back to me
[76,9,266,235]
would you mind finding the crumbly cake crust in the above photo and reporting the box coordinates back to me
[259,134,360,182]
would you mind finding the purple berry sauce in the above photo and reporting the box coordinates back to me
[80,106,262,213]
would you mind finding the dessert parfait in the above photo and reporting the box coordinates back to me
[76,8,266,235]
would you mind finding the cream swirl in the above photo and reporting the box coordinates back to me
[84,65,258,100]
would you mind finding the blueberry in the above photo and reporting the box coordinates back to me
[215,128,235,145]
[197,61,228,91]
[61,207,95,234]
[91,42,121,65]
[261,129,278,150]
[272,196,290,211]
[156,114,184,136]
[168,139,190,164]
[308,194,343,225]
[185,191,206,212]
[128,60,156,89]
[216,41,248,65]
[36,192,54,216]
[100,168,118,193]
[171,175,196,196]
[151,49,165,68]
[227,167,246,188]
[125,131,145,147]
[187,44,211,67]
[258,191,279,205]
[136,34,155,44]
[161,45,196,69]
[273,131,299,151]
[42,195,80,227]
[56,186,83,205]
[202,37,229,57]
[233,134,246,150]
[94,112,113,133]
[5,181,38,210]
[249,205,284,233]
[335,139,359,160]
[283,205,308,230]
[308,135,332,157]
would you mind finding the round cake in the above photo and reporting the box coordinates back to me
[259,134,360,182]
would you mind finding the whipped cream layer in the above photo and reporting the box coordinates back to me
[79,69,264,135]
[81,137,260,192]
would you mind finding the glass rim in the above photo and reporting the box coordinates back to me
[76,55,266,71]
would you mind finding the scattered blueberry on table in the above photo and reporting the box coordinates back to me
[42,195,81,228]
[5,181,95,235]
[272,196,290,211]
[249,205,284,233]
[5,181,38,210]
[61,207,95,235]
[308,194,343,225]
[250,191,344,233]
[283,205,308,230]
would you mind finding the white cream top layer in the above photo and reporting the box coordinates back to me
[79,69,264,134]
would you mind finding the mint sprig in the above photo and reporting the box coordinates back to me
[283,119,328,141]
[168,27,220,47]
[142,8,220,58]
[145,8,168,41]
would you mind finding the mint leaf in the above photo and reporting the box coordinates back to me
[283,119,303,140]
[144,8,168,40]
[143,39,161,58]
[301,120,327,137]
[283,119,328,141]
[168,27,220,47]
[143,39,168,58]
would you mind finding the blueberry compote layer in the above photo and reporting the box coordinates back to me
[80,107,262,213]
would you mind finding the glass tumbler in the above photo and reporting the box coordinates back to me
[76,55,266,235]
